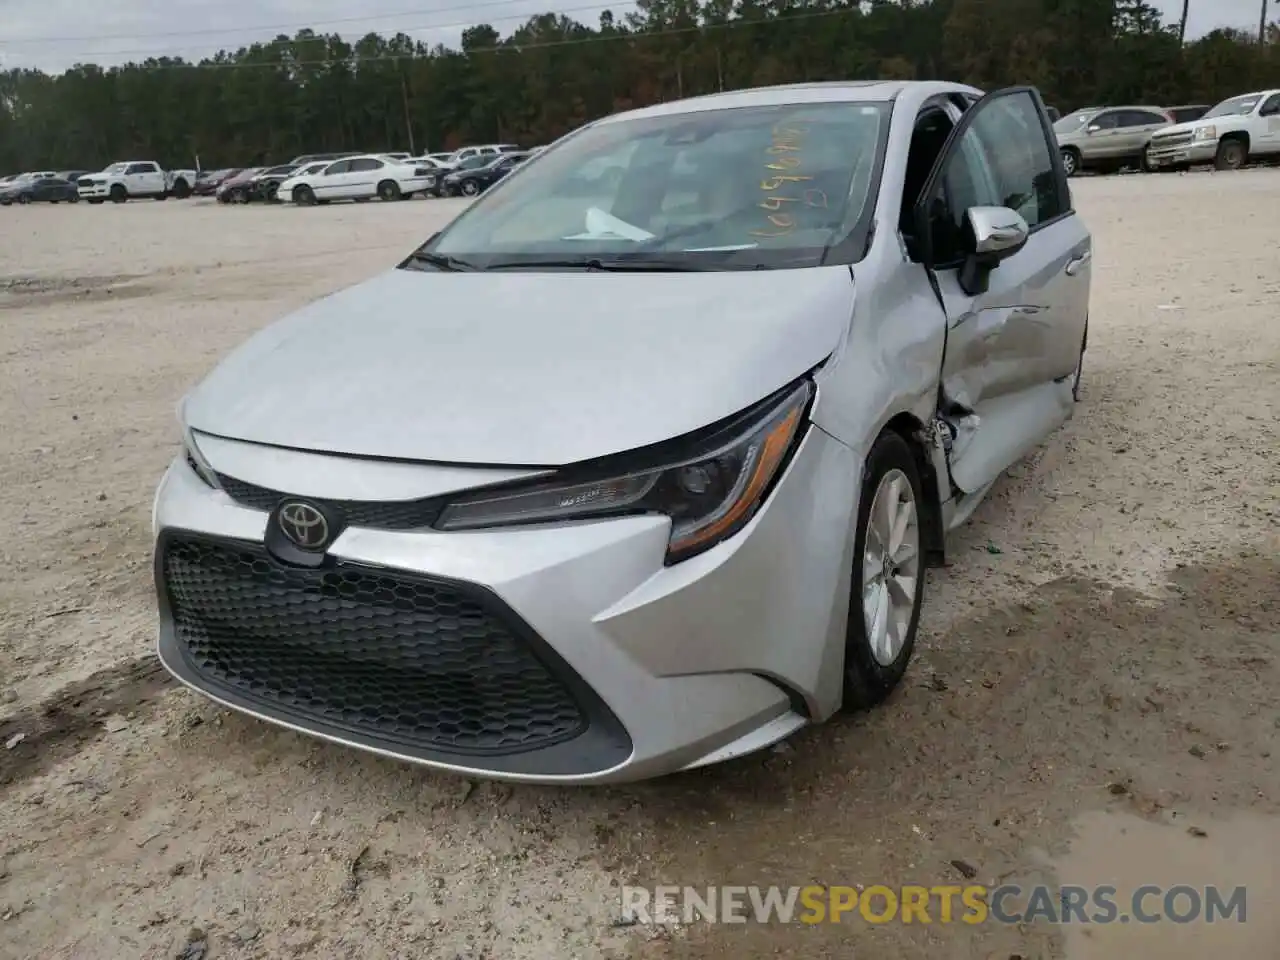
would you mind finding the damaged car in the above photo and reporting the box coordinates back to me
[154,80,1090,784]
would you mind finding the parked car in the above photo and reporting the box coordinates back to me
[1146,89,1280,171]
[154,80,1090,784]
[0,175,80,204]
[289,151,363,165]
[1053,105,1173,175]
[439,151,532,197]
[246,163,304,202]
[57,170,90,186]
[193,168,242,197]
[78,161,193,203]
[445,143,521,167]
[215,167,265,203]
[277,155,436,204]
[1166,104,1210,124]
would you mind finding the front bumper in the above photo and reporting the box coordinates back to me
[153,425,858,783]
[78,183,111,199]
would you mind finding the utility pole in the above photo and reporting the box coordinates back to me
[400,73,416,155]
[1261,0,1270,43]
[1178,0,1190,43]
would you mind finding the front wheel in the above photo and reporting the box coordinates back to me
[293,184,316,205]
[1214,138,1248,171]
[109,185,127,203]
[376,179,401,201]
[841,432,925,710]
[170,179,191,199]
[1061,147,1081,178]
[461,180,480,197]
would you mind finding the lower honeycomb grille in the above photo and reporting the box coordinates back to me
[160,534,588,756]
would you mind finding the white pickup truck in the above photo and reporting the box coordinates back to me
[1145,88,1280,171]
[77,161,199,203]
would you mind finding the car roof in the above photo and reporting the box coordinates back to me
[598,80,969,125]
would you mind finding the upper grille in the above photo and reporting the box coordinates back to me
[1150,131,1194,149]
[160,535,588,756]
[216,472,443,530]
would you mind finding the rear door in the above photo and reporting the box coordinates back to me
[1118,109,1171,159]
[917,87,1091,493]
[342,157,385,198]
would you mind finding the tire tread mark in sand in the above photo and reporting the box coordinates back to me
[0,656,173,789]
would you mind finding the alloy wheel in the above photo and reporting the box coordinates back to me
[861,468,921,667]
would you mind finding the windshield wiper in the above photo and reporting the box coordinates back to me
[402,250,479,272]
[480,257,725,272]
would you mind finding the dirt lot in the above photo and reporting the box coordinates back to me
[1,175,1278,960]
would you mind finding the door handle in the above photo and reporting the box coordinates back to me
[1065,251,1092,276]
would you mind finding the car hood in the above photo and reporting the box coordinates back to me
[183,265,854,465]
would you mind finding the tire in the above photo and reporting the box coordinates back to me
[1214,138,1248,171]
[231,187,249,204]
[1061,147,1081,178]
[171,179,191,199]
[293,184,316,205]
[0,199,9,206]
[461,180,480,197]
[17,195,30,205]
[68,194,80,203]
[841,431,926,710]
[109,185,127,203]
[377,179,401,201]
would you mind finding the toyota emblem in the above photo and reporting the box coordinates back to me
[277,501,330,550]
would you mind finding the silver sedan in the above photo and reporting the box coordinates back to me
[154,79,1091,783]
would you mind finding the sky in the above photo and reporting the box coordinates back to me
[0,0,1271,72]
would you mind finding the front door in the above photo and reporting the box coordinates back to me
[1258,94,1280,152]
[313,160,352,199]
[917,87,1091,493]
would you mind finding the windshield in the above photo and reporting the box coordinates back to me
[1204,95,1260,119]
[104,163,128,174]
[426,100,887,270]
[1053,110,1097,134]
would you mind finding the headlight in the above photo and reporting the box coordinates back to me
[436,381,812,564]
[177,398,220,489]
[1194,126,1215,141]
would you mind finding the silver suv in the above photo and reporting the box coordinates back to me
[1054,105,1173,176]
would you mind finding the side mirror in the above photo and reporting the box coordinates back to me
[1086,124,1101,134]
[959,206,1029,296]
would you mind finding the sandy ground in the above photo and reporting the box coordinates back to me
[1,175,1278,960]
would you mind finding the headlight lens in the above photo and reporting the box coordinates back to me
[182,427,220,489]
[1194,125,1215,141]
[436,381,812,564]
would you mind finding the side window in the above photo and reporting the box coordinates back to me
[324,160,351,175]
[1090,111,1119,130]
[126,163,151,175]
[1260,95,1280,117]
[349,158,381,172]
[926,91,1063,265]
[1133,110,1170,126]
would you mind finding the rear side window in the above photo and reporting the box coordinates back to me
[349,158,383,172]
[1118,110,1167,126]
[126,163,156,174]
